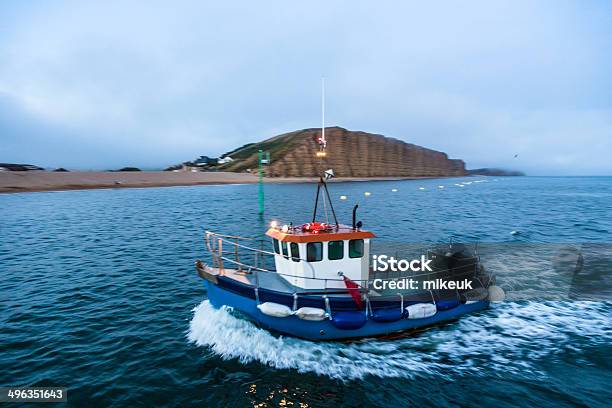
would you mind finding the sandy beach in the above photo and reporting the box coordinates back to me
[0,171,433,193]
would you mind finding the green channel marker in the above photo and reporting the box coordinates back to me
[258,150,270,215]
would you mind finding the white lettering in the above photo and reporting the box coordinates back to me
[372,254,434,272]
[423,279,474,290]
[377,255,389,272]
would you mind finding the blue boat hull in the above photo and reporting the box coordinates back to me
[205,280,489,341]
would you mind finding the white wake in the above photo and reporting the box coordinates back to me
[187,300,610,380]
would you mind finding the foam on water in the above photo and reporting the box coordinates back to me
[188,300,610,381]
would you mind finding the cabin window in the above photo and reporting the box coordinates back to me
[306,242,323,262]
[290,243,300,262]
[328,240,344,260]
[281,241,289,259]
[349,239,364,258]
[273,239,280,254]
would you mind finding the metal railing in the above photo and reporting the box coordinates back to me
[205,231,318,278]
[202,231,490,295]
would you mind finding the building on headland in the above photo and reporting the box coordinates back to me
[166,155,233,172]
[217,156,234,165]
[193,156,216,167]
[192,155,233,166]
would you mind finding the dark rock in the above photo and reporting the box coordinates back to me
[0,163,44,171]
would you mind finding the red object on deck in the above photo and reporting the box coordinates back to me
[343,275,364,309]
[301,222,332,233]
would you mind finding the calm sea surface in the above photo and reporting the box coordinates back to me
[1,176,610,407]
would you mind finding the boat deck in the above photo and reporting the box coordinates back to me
[202,265,361,296]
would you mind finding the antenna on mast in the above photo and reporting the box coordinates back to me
[311,78,337,227]
[322,77,325,146]
[316,77,327,157]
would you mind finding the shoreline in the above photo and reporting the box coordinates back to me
[0,171,460,194]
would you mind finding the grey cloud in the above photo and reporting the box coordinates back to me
[0,0,610,174]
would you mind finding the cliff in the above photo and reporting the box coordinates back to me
[220,127,466,178]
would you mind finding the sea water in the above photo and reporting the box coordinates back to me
[1,176,610,407]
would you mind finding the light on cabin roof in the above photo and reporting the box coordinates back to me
[270,220,278,229]
[281,225,289,233]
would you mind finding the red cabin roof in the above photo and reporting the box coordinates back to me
[266,224,375,243]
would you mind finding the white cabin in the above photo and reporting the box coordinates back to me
[266,224,374,290]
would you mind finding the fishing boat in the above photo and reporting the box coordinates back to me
[195,82,500,340]
[195,172,500,341]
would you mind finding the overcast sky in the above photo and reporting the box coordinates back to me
[1,1,611,174]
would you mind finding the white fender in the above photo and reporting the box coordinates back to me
[257,302,293,318]
[295,307,327,321]
[405,303,437,319]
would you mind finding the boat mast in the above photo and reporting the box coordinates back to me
[312,177,339,228]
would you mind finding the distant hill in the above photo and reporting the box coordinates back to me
[467,168,525,176]
[219,126,467,178]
